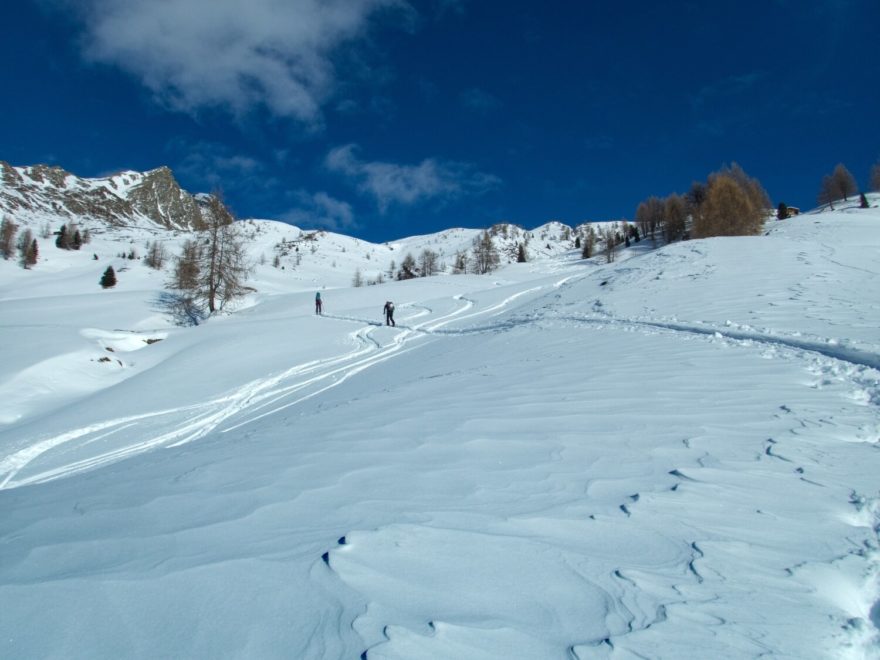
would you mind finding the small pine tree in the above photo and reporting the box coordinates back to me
[55,224,71,249]
[352,268,363,287]
[100,265,117,289]
[398,253,417,279]
[777,202,789,220]
[516,243,527,262]
[575,236,581,249]
[73,230,83,250]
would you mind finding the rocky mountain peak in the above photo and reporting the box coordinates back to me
[0,162,214,232]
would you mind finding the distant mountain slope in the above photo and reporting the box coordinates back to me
[0,162,630,292]
[0,162,213,232]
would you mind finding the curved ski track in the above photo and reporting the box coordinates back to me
[1,271,877,489]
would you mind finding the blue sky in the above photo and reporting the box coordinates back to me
[2,0,878,242]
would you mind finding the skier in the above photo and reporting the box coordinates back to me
[315,291,323,315]
[383,300,395,326]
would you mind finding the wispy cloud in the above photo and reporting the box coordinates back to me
[690,71,767,111]
[325,144,500,212]
[280,191,356,232]
[460,88,501,114]
[168,139,271,195]
[53,0,409,124]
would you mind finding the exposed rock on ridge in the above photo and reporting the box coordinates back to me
[0,161,214,231]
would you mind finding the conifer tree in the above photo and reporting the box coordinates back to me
[517,243,527,262]
[55,224,71,249]
[777,202,789,220]
[100,265,116,288]
[398,253,417,279]
[860,193,870,209]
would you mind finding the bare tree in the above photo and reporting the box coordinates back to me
[419,248,439,277]
[581,226,596,258]
[635,196,664,242]
[691,164,768,237]
[167,196,249,315]
[870,161,880,192]
[663,193,687,243]
[470,230,500,274]
[171,239,201,291]
[819,163,858,208]
[144,240,168,270]
[18,229,36,268]
[352,268,363,287]
[452,250,468,274]
[198,195,250,313]
[0,217,16,260]
[602,226,617,263]
[696,175,759,237]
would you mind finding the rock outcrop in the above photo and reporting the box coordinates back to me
[0,161,217,232]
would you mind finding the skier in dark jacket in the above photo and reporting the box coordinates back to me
[383,301,395,326]
[315,291,323,315]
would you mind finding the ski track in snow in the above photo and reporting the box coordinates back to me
[2,270,878,489]
[0,288,551,489]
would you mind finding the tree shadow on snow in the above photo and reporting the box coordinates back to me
[153,291,207,326]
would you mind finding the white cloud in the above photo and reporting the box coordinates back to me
[325,144,500,212]
[61,0,407,123]
[281,191,356,231]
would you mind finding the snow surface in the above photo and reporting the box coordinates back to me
[1,199,879,659]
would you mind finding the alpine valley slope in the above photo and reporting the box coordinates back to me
[0,198,879,659]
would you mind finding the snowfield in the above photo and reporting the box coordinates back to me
[1,200,879,659]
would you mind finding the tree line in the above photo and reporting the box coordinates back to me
[629,159,880,253]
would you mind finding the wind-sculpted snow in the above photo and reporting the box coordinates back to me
[1,203,879,658]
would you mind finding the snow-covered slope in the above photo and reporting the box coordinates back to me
[0,197,879,659]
